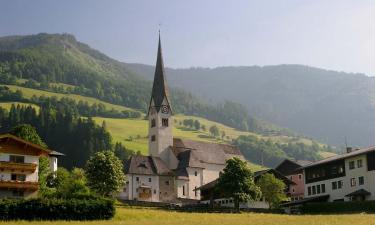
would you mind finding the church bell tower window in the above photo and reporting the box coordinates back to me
[162,118,169,127]
[151,119,156,128]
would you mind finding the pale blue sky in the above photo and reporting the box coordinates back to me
[1,0,375,75]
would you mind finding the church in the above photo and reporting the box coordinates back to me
[120,35,245,202]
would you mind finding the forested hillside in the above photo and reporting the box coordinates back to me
[0,33,335,168]
[0,33,269,134]
[126,63,375,147]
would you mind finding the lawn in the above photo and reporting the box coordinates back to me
[1,206,374,225]
[2,85,139,113]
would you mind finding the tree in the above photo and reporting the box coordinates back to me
[194,120,200,130]
[38,156,52,196]
[257,173,287,209]
[221,131,226,140]
[85,151,125,197]
[209,125,220,137]
[10,124,47,147]
[201,125,206,131]
[215,157,260,211]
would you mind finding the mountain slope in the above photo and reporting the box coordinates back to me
[126,63,375,147]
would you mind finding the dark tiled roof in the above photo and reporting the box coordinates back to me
[173,138,244,166]
[254,169,296,185]
[126,155,173,176]
[148,34,171,114]
[281,195,329,207]
[345,189,371,197]
[302,146,375,169]
[275,159,311,176]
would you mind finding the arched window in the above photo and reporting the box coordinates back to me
[151,119,156,127]
[162,118,169,127]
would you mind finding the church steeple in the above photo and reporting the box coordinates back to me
[148,33,171,114]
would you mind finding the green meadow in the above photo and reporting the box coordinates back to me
[1,206,373,225]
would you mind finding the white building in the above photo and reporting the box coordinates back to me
[302,146,375,202]
[121,34,245,203]
[0,134,62,198]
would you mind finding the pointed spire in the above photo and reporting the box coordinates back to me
[148,32,171,114]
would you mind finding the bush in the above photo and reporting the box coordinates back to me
[301,201,375,214]
[0,198,115,220]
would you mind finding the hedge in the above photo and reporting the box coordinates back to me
[301,200,375,214]
[0,198,115,220]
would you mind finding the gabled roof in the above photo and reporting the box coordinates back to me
[125,155,173,176]
[345,189,371,197]
[275,159,311,176]
[302,146,375,169]
[0,133,59,156]
[172,138,244,166]
[148,33,171,114]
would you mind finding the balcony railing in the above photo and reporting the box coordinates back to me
[0,161,37,172]
[0,180,39,190]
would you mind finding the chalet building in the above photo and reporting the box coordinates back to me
[302,146,375,202]
[0,134,63,198]
[121,35,245,203]
[197,169,294,209]
[275,159,311,201]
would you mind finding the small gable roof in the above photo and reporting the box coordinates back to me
[125,155,173,176]
[0,133,60,156]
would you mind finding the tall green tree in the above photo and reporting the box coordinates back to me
[10,124,47,147]
[257,173,287,209]
[215,157,261,210]
[209,125,220,138]
[85,151,125,197]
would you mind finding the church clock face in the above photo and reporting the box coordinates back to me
[161,105,169,114]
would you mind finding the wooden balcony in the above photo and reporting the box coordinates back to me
[0,180,39,190]
[0,161,37,172]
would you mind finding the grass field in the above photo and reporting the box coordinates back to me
[2,85,138,113]
[0,102,40,111]
[1,206,374,225]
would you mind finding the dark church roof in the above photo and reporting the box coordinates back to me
[125,155,173,176]
[148,33,171,114]
[172,138,244,179]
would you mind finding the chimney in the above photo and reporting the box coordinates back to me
[346,147,353,153]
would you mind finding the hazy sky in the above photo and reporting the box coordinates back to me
[1,0,375,75]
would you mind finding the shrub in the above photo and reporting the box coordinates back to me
[301,200,375,214]
[0,198,115,220]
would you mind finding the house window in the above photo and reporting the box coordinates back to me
[154,189,156,194]
[332,181,337,190]
[151,119,156,128]
[9,155,25,163]
[136,177,139,182]
[350,178,356,187]
[151,135,156,142]
[299,174,302,179]
[194,171,198,176]
[349,161,355,170]
[357,159,363,168]
[312,186,316,195]
[308,186,311,196]
[162,118,169,127]
[182,185,185,196]
[195,186,197,197]
[292,188,295,193]
[338,180,343,189]
[359,176,364,185]
[11,174,26,181]
[321,184,326,193]
[123,187,126,192]
[165,181,170,185]
[317,185,321,194]
[149,177,152,182]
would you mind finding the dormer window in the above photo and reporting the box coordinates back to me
[162,118,169,127]
[151,119,156,128]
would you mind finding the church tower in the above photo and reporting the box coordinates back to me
[148,33,173,166]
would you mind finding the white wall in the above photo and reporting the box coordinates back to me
[122,174,160,202]
[304,154,372,202]
[0,153,39,182]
